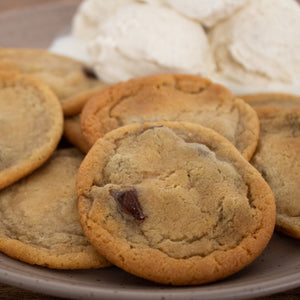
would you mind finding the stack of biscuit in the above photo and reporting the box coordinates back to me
[0,47,298,286]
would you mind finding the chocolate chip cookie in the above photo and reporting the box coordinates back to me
[251,107,300,239]
[77,121,275,285]
[0,72,63,190]
[80,74,259,160]
[0,47,105,115]
[0,148,110,269]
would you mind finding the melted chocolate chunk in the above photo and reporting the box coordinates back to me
[110,187,147,221]
[82,66,98,79]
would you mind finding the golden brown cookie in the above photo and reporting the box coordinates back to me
[80,74,259,160]
[251,107,300,239]
[64,114,90,153]
[240,93,300,109]
[0,148,110,269]
[77,121,275,285]
[0,47,105,115]
[63,83,109,117]
[0,72,63,190]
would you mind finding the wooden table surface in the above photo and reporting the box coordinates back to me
[0,0,299,299]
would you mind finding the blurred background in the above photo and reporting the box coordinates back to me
[0,0,81,48]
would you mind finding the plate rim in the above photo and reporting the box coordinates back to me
[0,259,300,300]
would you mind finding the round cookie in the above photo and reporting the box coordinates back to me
[251,107,300,239]
[0,47,105,115]
[64,114,90,153]
[0,72,63,190]
[240,93,300,109]
[80,73,259,160]
[77,121,275,285]
[0,148,110,269]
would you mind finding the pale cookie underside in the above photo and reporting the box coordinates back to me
[77,121,275,285]
[251,107,300,239]
[81,74,259,161]
[0,48,102,115]
[0,72,63,190]
[0,149,110,269]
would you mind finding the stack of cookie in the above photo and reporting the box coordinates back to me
[0,47,297,286]
[75,73,276,285]
[0,49,110,270]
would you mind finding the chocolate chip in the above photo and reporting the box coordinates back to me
[110,187,147,221]
[82,66,98,79]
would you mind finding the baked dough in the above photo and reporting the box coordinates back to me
[77,121,275,285]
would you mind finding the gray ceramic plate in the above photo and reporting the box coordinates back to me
[0,2,299,299]
[0,232,299,300]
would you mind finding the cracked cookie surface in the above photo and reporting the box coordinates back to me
[80,73,259,160]
[0,148,110,269]
[251,107,300,239]
[77,122,275,285]
[0,72,63,190]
